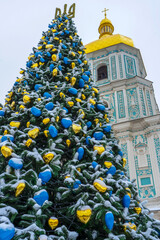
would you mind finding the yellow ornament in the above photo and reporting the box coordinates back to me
[89,99,96,105]
[43,118,50,125]
[41,36,45,39]
[43,153,54,164]
[83,60,87,64]
[15,183,25,197]
[72,124,81,134]
[4,130,8,135]
[20,70,24,74]
[104,114,108,119]
[92,92,95,97]
[77,206,92,224]
[26,122,30,128]
[44,130,49,137]
[69,35,73,40]
[19,105,25,109]
[48,217,59,230]
[65,76,69,81]
[77,168,81,172]
[106,118,110,123]
[123,158,127,167]
[54,37,59,41]
[52,54,57,61]
[94,119,99,124]
[71,77,76,86]
[52,48,57,52]
[56,116,59,122]
[104,161,112,168]
[8,92,13,98]
[10,121,20,128]
[81,94,86,100]
[46,44,54,49]
[31,63,38,68]
[25,139,32,147]
[93,179,107,193]
[28,54,34,60]
[54,85,58,88]
[52,29,56,33]
[92,87,99,94]
[93,145,105,155]
[38,98,41,101]
[5,97,11,102]
[23,95,31,104]
[134,207,141,214]
[11,102,15,108]
[68,101,74,107]
[60,92,65,98]
[28,128,39,139]
[71,62,75,69]
[39,62,44,66]
[53,69,58,77]
[78,51,82,55]
[123,222,136,232]
[78,109,85,118]
[76,98,81,103]
[1,146,12,158]
[66,139,71,147]
[126,188,131,198]
[71,52,75,57]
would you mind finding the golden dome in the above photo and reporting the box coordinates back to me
[85,10,134,54]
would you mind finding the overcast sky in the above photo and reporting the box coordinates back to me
[0,0,160,108]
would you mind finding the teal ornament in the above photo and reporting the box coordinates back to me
[93,132,104,140]
[92,161,98,169]
[49,125,58,138]
[0,218,15,240]
[43,92,52,99]
[118,150,123,157]
[45,102,54,110]
[0,111,5,116]
[106,166,116,176]
[82,74,89,82]
[105,212,114,230]
[97,104,105,111]
[1,135,14,142]
[68,88,77,95]
[86,136,91,145]
[33,190,49,206]
[39,170,52,184]
[8,158,23,170]
[103,124,111,133]
[86,121,92,128]
[122,195,130,208]
[61,118,72,128]
[34,84,42,91]
[77,147,84,160]
[31,107,41,117]
[79,79,84,88]
[73,180,81,189]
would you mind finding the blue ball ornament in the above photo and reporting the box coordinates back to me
[47,52,51,57]
[35,52,42,57]
[105,212,114,230]
[106,166,116,176]
[97,104,105,111]
[31,107,41,117]
[92,161,98,169]
[1,135,14,142]
[62,44,67,49]
[40,57,45,63]
[122,194,130,208]
[118,150,123,157]
[45,102,54,111]
[54,32,59,36]
[109,190,112,197]
[86,121,92,128]
[33,190,49,206]
[82,74,89,82]
[103,124,111,133]
[61,118,72,128]
[63,57,69,64]
[59,53,62,59]
[120,171,124,175]
[8,158,23,170]
[23,80,28,86]
[0,221,15,240]
[49,125,58,138]
[93,132,104,140]
[60,32,64,36]
[14,82,19,86]
[72,43,76,48]
[50,64,54,72]
[73,180,81,189]
[79,79,84,88]
[43,92,52,99]
[86,136,91,145]
[68,88,78,95]
[58,65,62,71]
[78,59,82,64]
[36,73,40,79]
[84,71,91,76]
[65,30,70,34]
[0,111,5,116]
[63,107,68,113]
[26,60,32,68]
[77,147,84,160]
[39,170,52,184]
[34,84,42,91]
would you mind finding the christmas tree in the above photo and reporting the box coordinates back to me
[0,14,160,240]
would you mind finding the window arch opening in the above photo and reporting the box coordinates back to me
[97,65,108,81]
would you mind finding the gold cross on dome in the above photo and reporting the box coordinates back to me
[102,8,109,18]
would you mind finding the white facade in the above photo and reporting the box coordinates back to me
[86,43,160,218]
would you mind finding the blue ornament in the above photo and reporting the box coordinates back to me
[46,36,49,40]
[72,43,76,48]
[26,60,32,68]
[63,57,69,64]
[105,212,114,230]
[63,107,68,113]
[61,118,72,128]
[118,150,123,157]
[97,104,105,111]
[47,52,51,57]
[103,124,111,133]
[93,132,104,140]
[23,80,28,86]
[31,107,41,117]
[106,166,116,176]
[8,158,23,170]
[73,180,81,189]
[50,64,54,72]
[58,65,62,71]
[84,71,91,76]
[79,79,84,88]
[29,71,34,76]
[0,111,5,116]
[62,44,67,49]
[60,32,64,36]
[14,82,19,86]
[92,161,98,169]
[65,30,70,34]
[86,121,92,128]
[120,171,124,175]
[78,59,82,64]
[90,104,94,109]
[33,190,49,206]
[0,222,15,240]
[49,125,58,138]
[35,52,42,57]
[122,194,130,208]
[43,92,52,99]
[40,57,45,63]
[36,73,40,79]
[109,191,112,197]
[54,32,59,36]
[34,84,42,91]
[45,102,54,111]
[68,88,78,95]
[39,170,52,184]
[82,74,89,82]
[86,136,91,145]
[59,53,62,59]
[77,147,84,160]
[58,17,62,22]
[1,135,14,142]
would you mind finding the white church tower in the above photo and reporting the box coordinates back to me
[85,9,160,218]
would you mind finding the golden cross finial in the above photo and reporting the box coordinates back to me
[102,8,109,18]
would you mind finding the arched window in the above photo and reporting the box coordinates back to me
[97,65,108,81]
[103,100,109,108]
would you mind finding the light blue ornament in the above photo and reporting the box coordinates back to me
[65,30,70,34]
[36,73,40,79]
[35,52,42,57]
[105,212,114,230]
[106,166,116,176]
[92,161,98,169]
[78,59,82,64]
[49,125,58,138]
[63,107,68,113]
[72,43,76,48]
[39,170,52,184]
[118,150,123,157]
[45,102,54,111]
[43,92,52,99]
[68,88,78,95]
[47,52,51,57]
[103,124,111,133]
[31,107,41,117]
[61,118,72,128]
[23,80,28,86]
[33,190,49,206]
[59,53,62,59]
[50,64,54,72]
[34,84,42,91]
[1,135,14,142]
[84,71,91,76]
[97,104,105,111]
[40,57,45,63]
[82,74,89,82]
[93,132,104,140]
[86,121,92,128]
[63,57,69,64]
[62,44,67,49]
[60,32,64,36]
[120,172,124,175]
[0,111,5,116]
[122,194,130,208]
[77,147,84,160]
[0,221,15,240]
[73,180,81,189]
[8,158,23,170]
[86,136,91,145]
[79,79,84,88]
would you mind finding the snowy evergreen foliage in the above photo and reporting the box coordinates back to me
[0,14,160,240]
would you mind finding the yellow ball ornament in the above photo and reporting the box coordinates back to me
[66,139,71,147]
[26,122,30,128]
[76,98,82,103]
[48,217,59,230]
[89,99,96,105]
[52,54,57,61]
[123,222,136,232]
[4,130,8,135]
[72,124,81,134]
[104,161,112,168]
[43,153,54,164]
[28,54,34,60]
[60,92,65,98]
[53,69,58,77]
[78,109,85,118]
[71,62,75,69]
[71,77,76,86]
[19,105,25,109]
[92,88,99,94]
[93,179,107,193]
[93,145,105,155]
[15,183,25,197]
[65,76,69,81]
[1,146,12,158]
[69,35,73,40]
[43,118,50,125]
[77,206,92,224]
[81,94,86,100]
[68,101,74,107]
[71,52,75,57]
[94,119,99,124]
[25,139,32,147]
[134,207,141,214]
[23,95,31,104]
[123,158,127,167]
[56,116,59,122]
[28,128,39,139]
[46,44,54,49]
[31,63,38,68]
[10,121,20,128]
